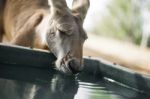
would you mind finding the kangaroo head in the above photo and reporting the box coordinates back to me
[46,0,90,74]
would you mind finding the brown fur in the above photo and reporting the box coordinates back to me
[0,0,5,42]
[0,0,90,74]
[1,0,50,48]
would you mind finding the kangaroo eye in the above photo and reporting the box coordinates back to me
[58,28,73,36]
[57,24,73,35]
[58,29,66,34]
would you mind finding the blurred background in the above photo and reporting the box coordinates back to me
[67,0,150,75]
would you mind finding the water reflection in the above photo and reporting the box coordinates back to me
[0,76,78,99]
[75,82,121,99]
[76,74,123,99]
[0,64,149,99]
[0,65,78,99]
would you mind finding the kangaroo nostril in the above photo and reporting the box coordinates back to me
[68,59,81,74]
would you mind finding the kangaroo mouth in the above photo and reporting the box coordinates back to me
[54,51,82,75]
[60,63,72,74]
[55,53,73,74]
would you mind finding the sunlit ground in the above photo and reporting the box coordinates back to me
[83,34,150,75]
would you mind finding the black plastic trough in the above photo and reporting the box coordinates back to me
[0,43,150,94]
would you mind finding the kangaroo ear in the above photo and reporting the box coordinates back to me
[48,0,68,17]
[72,0,90,22]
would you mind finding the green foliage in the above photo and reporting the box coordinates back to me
[91,0,142,44]
[147,37,150,47]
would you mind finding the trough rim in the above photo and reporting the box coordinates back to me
[0,43,150,94]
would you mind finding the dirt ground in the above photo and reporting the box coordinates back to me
[83,34,150,76]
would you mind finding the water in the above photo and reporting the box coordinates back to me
[0,64,149,99]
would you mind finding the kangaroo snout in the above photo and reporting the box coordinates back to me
[68,59,83,74]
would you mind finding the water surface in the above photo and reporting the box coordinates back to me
[0,64,149,99]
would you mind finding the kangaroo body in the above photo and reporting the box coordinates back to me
[0,0,90,74]
[0,0,50,49]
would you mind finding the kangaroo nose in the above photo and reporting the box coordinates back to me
[68,59,82,74]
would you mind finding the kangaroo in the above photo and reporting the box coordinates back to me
[0,0,90,74]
